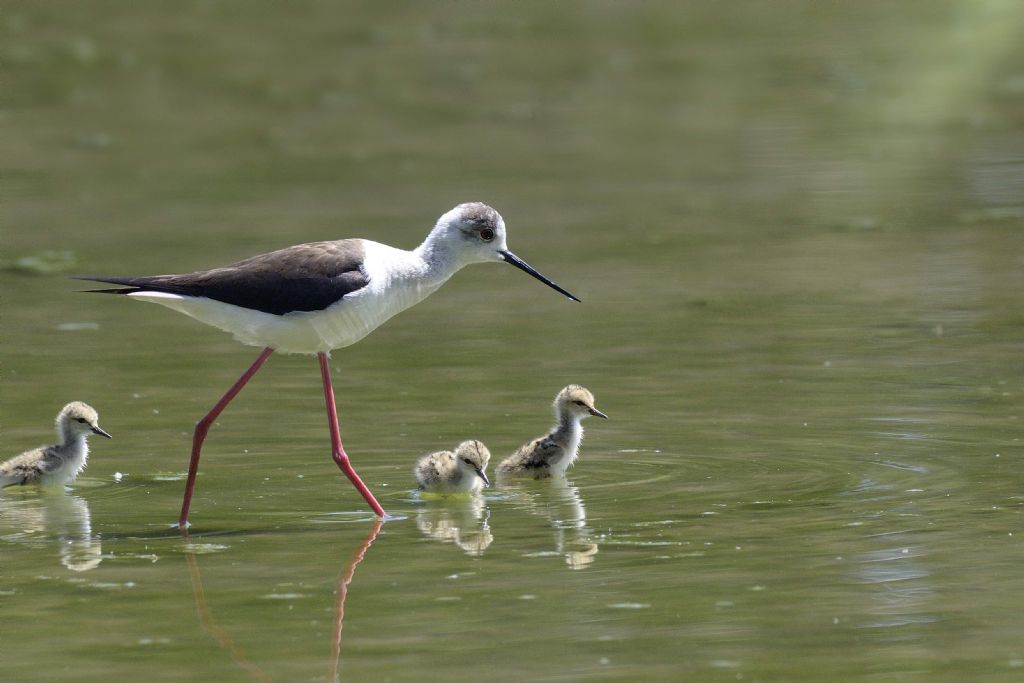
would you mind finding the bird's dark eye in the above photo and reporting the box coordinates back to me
[573,400,586,407]
[75,417,88,424]
[462,458,473,465]
[479,228,495,242]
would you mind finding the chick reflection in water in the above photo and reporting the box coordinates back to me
[415,493,493,557]
[414,441,493,556]
[501,477,598,570]
[0,493,102,571]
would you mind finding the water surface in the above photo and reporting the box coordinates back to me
[3,2,1024,681]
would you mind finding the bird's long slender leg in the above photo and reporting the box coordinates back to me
[318,352,386,517]
[178,347,275,528]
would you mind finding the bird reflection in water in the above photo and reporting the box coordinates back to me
[179,519,383,682]
[500,477,599,570]
[415,493,493,557]
[180,529,271,683]
[0,490,102,571]
[328,518,383,683]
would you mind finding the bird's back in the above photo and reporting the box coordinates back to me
[79,239,371,316]
[498,434,563,476]
[415,450,455,490]
[0,445,60,487]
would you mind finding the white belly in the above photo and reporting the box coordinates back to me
[550,430,582,474]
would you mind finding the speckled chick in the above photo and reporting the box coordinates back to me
[415,440,491,494]
[0,402,112,488]
[498,385,607,478]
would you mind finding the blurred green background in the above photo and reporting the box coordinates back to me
[3,2,1024,681]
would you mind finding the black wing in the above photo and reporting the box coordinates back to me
[76,240,370,315]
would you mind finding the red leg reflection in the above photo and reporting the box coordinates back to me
[181,528,272,682]
[330,518,384,682]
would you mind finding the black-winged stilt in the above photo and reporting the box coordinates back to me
[78,203,578,526]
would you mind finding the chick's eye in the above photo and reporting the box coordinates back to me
[75,418,88,424]
[573,400,586,407]
[479,228,494,242]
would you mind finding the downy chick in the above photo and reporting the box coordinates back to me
[497,385,607,478]
[415,440,491,494]
[1,402,112,488]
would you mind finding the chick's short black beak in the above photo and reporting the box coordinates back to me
[475,468,491,487]
[589,407,609,419]
[92,426,113,439]
[500,250,581,302]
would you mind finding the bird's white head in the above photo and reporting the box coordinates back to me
[433,202,510,265]
[57,401,112,442]
[555,385,609,421]
[454,439,491,487]
[428,203,581,302]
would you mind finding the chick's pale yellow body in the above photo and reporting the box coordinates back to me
[415,440,491,494]
[0,402,112,488]
[498,385,607,478]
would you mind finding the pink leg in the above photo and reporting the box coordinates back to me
[178,347,274,528]
[318,352,386,517]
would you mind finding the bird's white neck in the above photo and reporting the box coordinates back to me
[54,435,91,484]
[551,414,585,471]
[59,423,86,447]
[413,227,477,280]
[553,413,585,442]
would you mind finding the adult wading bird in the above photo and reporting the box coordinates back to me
[78,203,579,526]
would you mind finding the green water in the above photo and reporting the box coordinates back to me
[4,2,1024,681]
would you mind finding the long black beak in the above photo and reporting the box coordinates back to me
[589,407,609,419]
[475,467,491,488]
[92,425,113,439]
[500,250,580,302]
